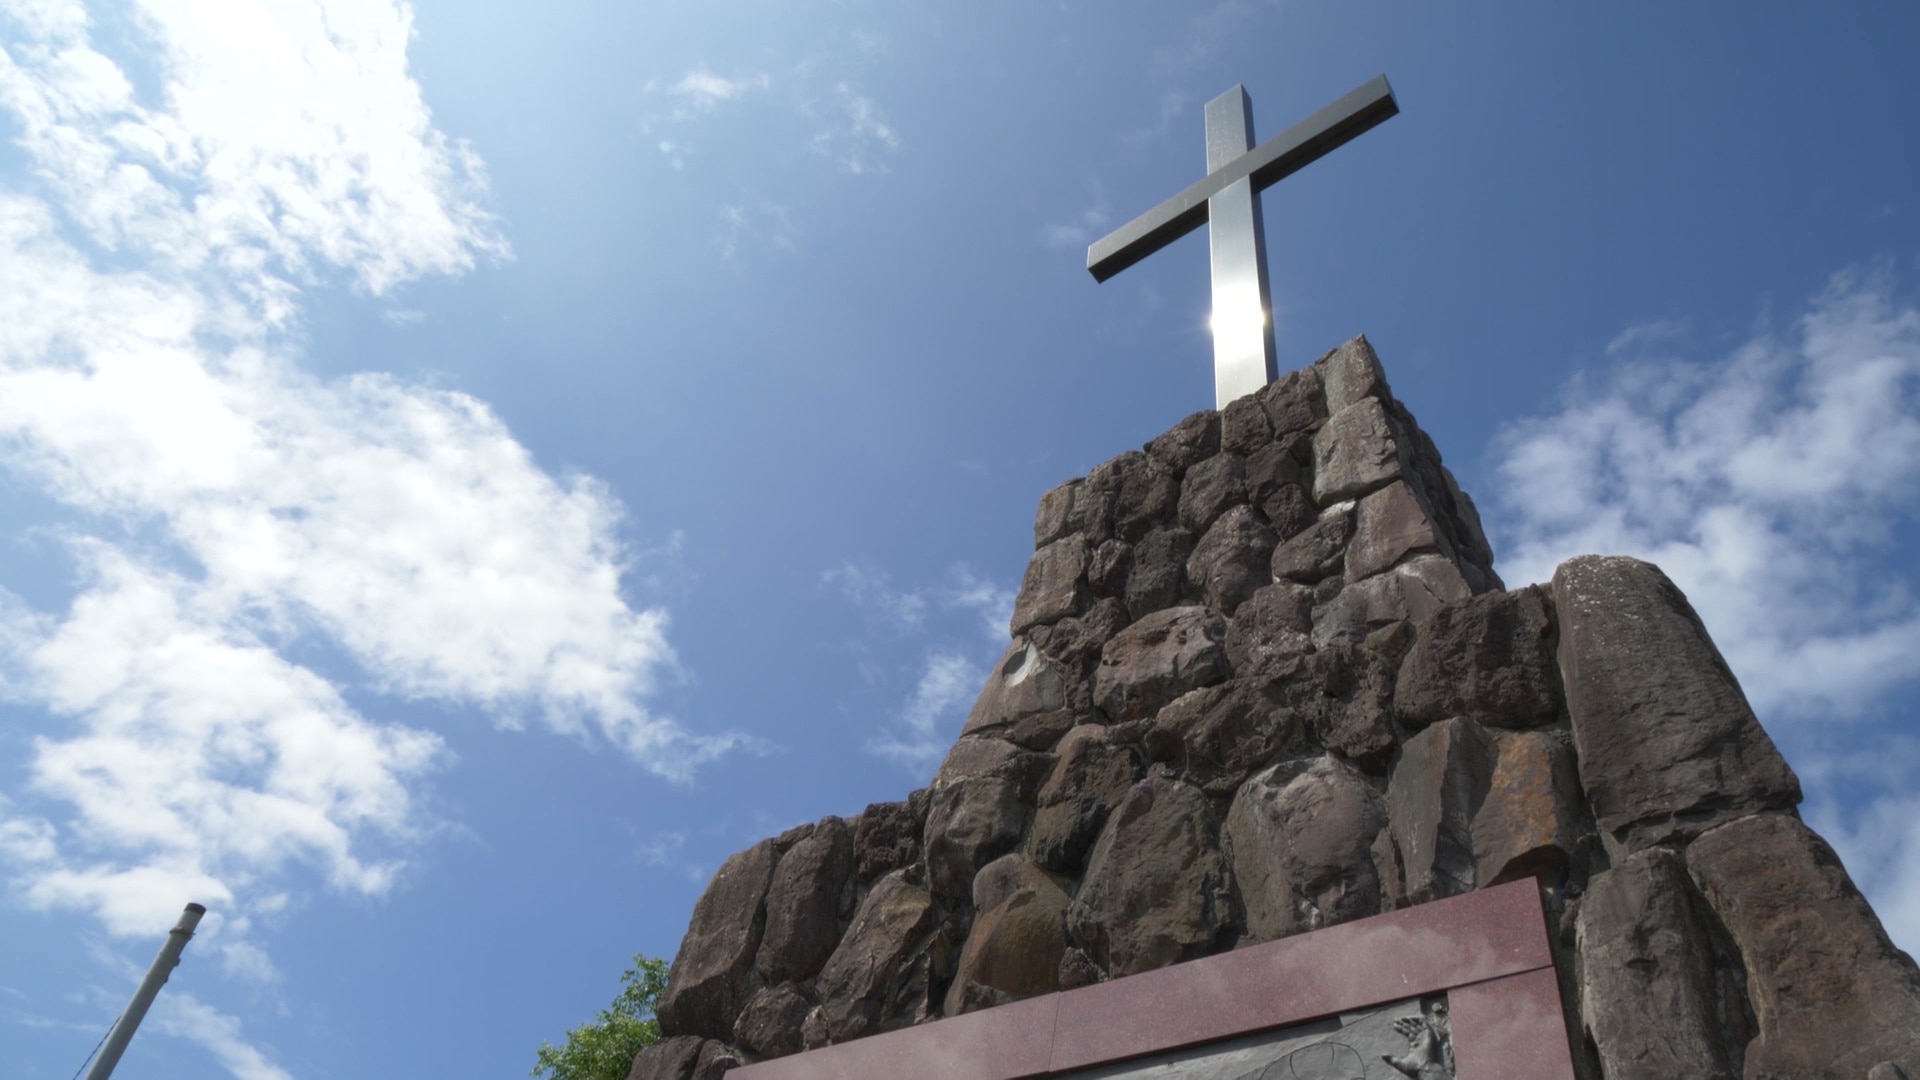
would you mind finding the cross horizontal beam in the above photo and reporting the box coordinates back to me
[1086,75,1399,283]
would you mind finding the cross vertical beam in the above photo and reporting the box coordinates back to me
[1204,87,1276,408]
[1087,76,1399,409]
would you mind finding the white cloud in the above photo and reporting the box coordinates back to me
[153,992,295,1080]
[0,0,740,1042]
[810,81,897,175]
[641,67,769,165]
[822,562,928,631]
[1489,267,1920,718]
[1043,199,1112,252]
[715,198,796,262]
[1487,265,1920,954]
[869,651,982,772]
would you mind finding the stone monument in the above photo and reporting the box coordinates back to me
[620,79,1920,1080]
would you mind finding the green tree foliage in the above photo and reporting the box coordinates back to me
[532,954,670,1080]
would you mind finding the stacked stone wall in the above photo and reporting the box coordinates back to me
[630,337,1920,1080]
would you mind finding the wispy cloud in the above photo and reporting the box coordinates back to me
[825,562,1013,775]
[1042,191,1112,251]
[642,67,772,168]
[153,993,294,1080]
[715,198,798,262]
[0,3,742,1068]
[809,81,898,175]
[1487,265,1920,950]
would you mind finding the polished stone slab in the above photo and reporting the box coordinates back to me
[729,879,1570,1080]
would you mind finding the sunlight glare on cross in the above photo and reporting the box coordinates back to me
[1088,77,1399,409]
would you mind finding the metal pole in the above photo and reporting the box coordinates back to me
[84,902,205,1080]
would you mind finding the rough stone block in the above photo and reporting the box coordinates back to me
[1093,605,1230,721]
[813,870,939,1043]
[1395,585,1560,731]
[1033,479,1079,549]
[853,793,926,884]
[1687,812,1920,1080]
[659,839,777,1039]
[960,640,1068,739]
[1029,597,1131,679]
[626,1035,704,1080]
[1225,581,1314,680]
[1471,731,1582,886]
[1220,394,1274,455]
[1576,848,1741,1080]
[1068,774,1236,977]
[1026,725,1139,872]
[944,858,1071,1012]
[1258,365,1328,439]
[1144,408,1221,477]
[1271,503,1354,584]
[1010,535,1091,636]
[1226,756,1386,943]
[1086,538,1130,599]
[924,773,1032,900]
[1177,452,1247,534]
[1311,554,1471,649]
[1186,504,1278,615]
[1553,555,1800,849]
[1150,679,1304,796]
[1346,479,1444,583]
[1385,717,1493,904]
[757,816,855,984]
[733,983,813,1060]
[1242,442,1314,541]
[1123,525,1195,620]
[1315,334,1389,414]
[1312,397,1403,504]
[1296,644,1401,771]
[1091,451,1180,543]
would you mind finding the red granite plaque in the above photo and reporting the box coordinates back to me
[728,879,1576,1080]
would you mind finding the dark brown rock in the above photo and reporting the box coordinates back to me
[1123,525,1195,620]
[1576,848,1741,1080]
[1226,756,1387,942]
[1029,597,1130,677]
[1384,717,1493,904]
[924,774,1031,900]
[626,1035,704,1080]
[1186,505,1279,615]
[1243,443,1314,540]
[813,870,940,1042]
[1225,581,1314,680]
[1005,708,1079,752]
[1396,585,1560,731]
[1091,451,1180,544]
[943,859,1071,1013]
[1687,812,1920,1080]
[853,793,926,884]
[1033,480,1079,549]
[1472,731,1583,886]
[1150,679,1303,796]
[1315,334,1388,414]
[1220,394,1274,454]
[1026,725,1140,872]
[1553,556,1800,849]
[1311,555,1470,649]
[692,1041,740,1079]
[1093,606,1231,721]
[1144,409,1221,476]
[757,817,855,984]
[1259,365,1328,439]
[960,641,1069,738]
[1086,538,1131,599]
[733,983,813,1060]
[1345,480,1444,582]
[1058,946,1105,989]
[1177,452,1247,534]
[1296,645,1401,770]
[1311,397,1404,504]
[1068,774,1236,977]
[1271,505,1354,584]
[659,839,777,1039]
[933,736,1022,786]
[1010,536,1091,636]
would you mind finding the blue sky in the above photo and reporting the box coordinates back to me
[1,2,1917,1077]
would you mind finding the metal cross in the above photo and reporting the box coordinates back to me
[1088,76,1399,409]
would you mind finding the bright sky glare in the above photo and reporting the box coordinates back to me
[2,3,1918,1077]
